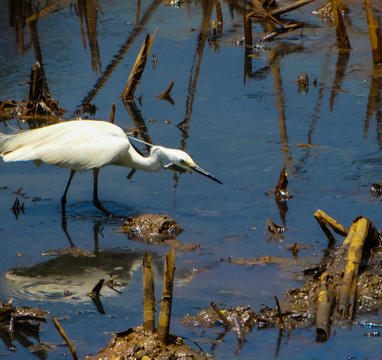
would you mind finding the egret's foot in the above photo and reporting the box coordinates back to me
[93,199,113,218]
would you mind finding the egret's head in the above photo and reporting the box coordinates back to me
[159,147,222,185]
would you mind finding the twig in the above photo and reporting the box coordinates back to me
[210,302,231,329]
[52,316,79,360]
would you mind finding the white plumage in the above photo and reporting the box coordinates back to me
[0,120,221,216]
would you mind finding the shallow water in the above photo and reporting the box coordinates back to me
[0,0,382,359]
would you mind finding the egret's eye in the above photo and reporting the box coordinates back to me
[180,159,186,165]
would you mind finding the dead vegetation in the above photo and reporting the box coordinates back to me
[183,212,382,345]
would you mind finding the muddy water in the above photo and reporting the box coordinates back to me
[0,0,381,359]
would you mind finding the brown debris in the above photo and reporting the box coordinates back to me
[85,325,210,360]
[274,163,291,200]
[312,0,348,22]
[119,214,183,243]
[297,73,309,93]
[184,213,382,343]
[265,218,288,242]
[370,181,382,196]
[0,301,47,343]
[0,62,65,125]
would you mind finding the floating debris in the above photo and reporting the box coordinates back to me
[0,62,65,125]
[274,163,292,200]
[370,182,382,196]
[297,72,309,94]
[183,213,382,347]
[265,218,288,242]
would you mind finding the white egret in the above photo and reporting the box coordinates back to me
[0,120,222,216]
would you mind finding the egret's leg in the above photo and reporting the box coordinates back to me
[61,170,76,214]
[92,168,112,217]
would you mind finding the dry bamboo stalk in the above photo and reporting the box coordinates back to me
[331,0,351,49]
[122,29,157,100]
[314,209,348,237]
[338,217,369,319]
[365,0,382,64]
[210,302,231,328]
[315,272,332,341]
[157,248,175,345]
[52,316,79,360]
[143,251,156,334]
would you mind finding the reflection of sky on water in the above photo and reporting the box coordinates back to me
[0,0,382,358]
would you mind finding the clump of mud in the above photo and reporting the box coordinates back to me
[119,214,199,251]
[120,214,183,242]
[84,321,211,360]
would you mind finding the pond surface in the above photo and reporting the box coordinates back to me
[0,0,381,359]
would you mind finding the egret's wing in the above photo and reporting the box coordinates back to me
[1,121,132,170]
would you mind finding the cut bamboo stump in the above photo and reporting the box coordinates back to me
[157,248,175,345]
[143,251,156,334]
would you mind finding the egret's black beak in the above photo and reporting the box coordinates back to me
[189,164,223,185]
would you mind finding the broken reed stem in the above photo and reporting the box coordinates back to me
[269,0,316,17]
[215,0,223,24]
[156,79,174,99]
[314,209,348,237]
[365,0,382,64]
[331,0,351,49]
[244,13,253,47]
[109,103,116,124]
[122,29,157,100]
[51,316,79,360]
[157,248,175,345]
[338,217,369,319]
[210,302,231,329]
[315,272,332,342]
[143,251,156,334]
[274,296,284,325]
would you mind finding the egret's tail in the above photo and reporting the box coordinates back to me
[0,132,14,157]
[0,131,38,162]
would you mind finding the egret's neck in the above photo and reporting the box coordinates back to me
[123,146,165,172]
